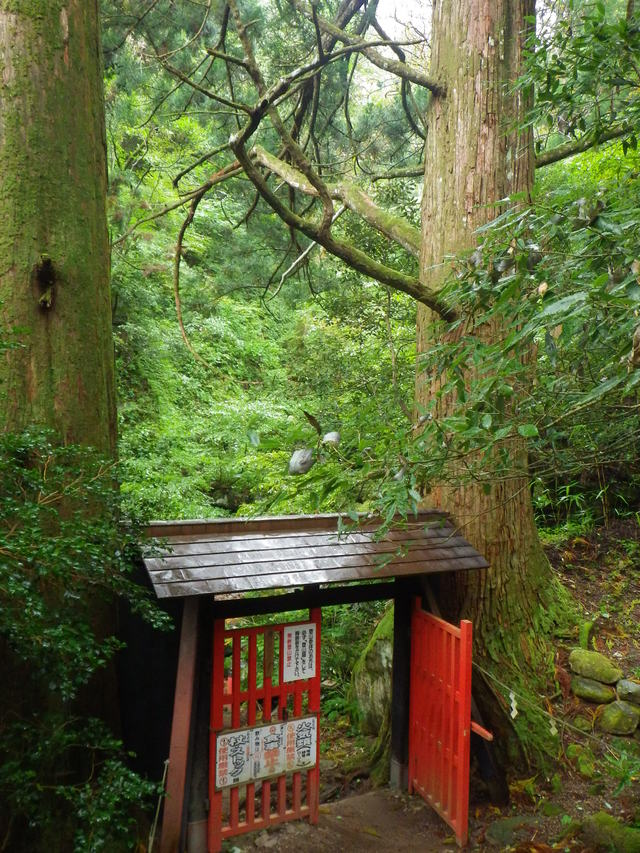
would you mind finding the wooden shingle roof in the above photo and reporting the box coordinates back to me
[143,511,488,600]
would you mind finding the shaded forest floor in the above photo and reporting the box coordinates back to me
[224,523,640,851]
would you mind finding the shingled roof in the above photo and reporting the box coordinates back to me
[143,511,488,600]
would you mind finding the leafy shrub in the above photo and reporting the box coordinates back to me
[0,429,169,851]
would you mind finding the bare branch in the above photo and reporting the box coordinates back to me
[231,138,453,317]
[113,160,243,245]
[172,141,231,187]
[372,164,424,181]
[534,125,629,168]
[289,0,445,95]
[173,190,212,367]
[251,145,421,256]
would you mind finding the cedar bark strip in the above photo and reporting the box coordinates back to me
[0,1,115,452]
[417,0,551,645]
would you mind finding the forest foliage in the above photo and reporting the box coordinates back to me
[2,0,640,848]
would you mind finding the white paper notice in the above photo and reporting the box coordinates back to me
[215,716,318,789]
[215,729,252,788]
[282,623,316,683]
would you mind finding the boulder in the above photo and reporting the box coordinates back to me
[322,431,341,447]
[597,700,640,735]
[571,675,616,704]
[485,816,540,848]
[581,812,640,853]
[618,679,640,706]
[568,648,623,684]
[351,607,394,735]
[288,448,314,475]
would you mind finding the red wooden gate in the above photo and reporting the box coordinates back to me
[408,598,473,847]
[208,610,321,852]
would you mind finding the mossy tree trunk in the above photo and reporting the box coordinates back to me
[417,0,554,657]
[0,0,115,453]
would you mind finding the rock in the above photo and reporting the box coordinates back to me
[485,815,540,848]
[581,812,640,853]
[351,607,394,735]
[568,648,623,684]
[572,714,592,732]
[597,700,640,735]
[618,679,640,706]
[288,448,314,475]
[322,431,340,447]
[571,675,616,704]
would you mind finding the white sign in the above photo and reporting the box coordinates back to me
[215,716,317,789]
[283,623,316,683]
[215,729,252,789]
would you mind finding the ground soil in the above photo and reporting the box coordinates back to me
[223,522,640,852]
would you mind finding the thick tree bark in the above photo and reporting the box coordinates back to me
[0,0,115,453]
[416,0,552,651]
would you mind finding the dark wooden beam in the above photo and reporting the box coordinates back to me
[390,580,411,789]
[160,598,200,853]
[210,580,398,618]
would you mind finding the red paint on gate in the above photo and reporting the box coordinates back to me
[208,609,321,852]
[408,598,473,847]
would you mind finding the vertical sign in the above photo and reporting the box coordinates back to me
[215,730,252,788]
[283,623,316,683]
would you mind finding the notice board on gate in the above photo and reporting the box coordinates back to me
[283,623,316,682]
[215,716,318,789]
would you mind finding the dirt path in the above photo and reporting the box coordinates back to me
[227,789,453,851]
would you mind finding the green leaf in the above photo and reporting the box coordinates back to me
[481,413,493,430]
[518,424,539,438]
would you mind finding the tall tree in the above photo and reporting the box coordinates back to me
[0,0,116,452]
[416,1,551,652]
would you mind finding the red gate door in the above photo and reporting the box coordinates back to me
[208,610,321,852]
[408,597,472,847]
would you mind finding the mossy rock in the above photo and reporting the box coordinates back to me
[571,675,616,704]
[485,815,540,848]
[568,648,623,684]
[572,714,592,733]
[597,700,640,735]
[618,679,640,706]
[351,606,394,736]
[581,812,640,853]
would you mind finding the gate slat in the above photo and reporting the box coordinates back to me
[409,599,473,848]
[208,614,321,851]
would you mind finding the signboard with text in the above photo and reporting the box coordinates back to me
[283,623,316,683]
[215,716,318,789]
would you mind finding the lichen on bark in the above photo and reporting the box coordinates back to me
[0,1,115,452]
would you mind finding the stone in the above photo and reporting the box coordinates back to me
[581,812,640,853]
[571,675,616,704]
[597,700,640,735]
[485,816,540,848]
[322,431,340,446]
[568,648,623,684]
[288,448,314,475]
[351,607,394,735]
[618,679,640,706]
[572,714,592,732]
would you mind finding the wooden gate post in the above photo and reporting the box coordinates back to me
[160,598,200,853]
[390,582,411,789]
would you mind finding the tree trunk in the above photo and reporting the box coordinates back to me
[0,0,115,453]
[417,0,553,654]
